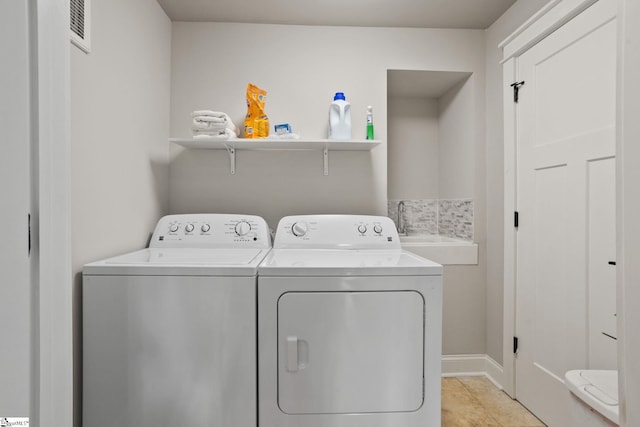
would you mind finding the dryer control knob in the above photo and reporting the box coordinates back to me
[358,224,367,234]
[291,222,308,237]
[235,221,251,236]
[373,224,383,234]
[201,224,211,233]
[169,224,179,233]
[185,223,195,233]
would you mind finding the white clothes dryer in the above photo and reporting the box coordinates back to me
[258,215,443,427]
[82,214,271,427]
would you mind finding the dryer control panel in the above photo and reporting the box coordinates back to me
[273,215,400,250]
[150,214,271,249]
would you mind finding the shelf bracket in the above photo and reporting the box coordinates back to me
[224,145,236,175]
[323,146,329,176]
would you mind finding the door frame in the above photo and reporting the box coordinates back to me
[31,0,73,425]
[617,1,640,426]
[499,0,600,399]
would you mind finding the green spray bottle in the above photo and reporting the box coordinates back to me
[366,106,374,140]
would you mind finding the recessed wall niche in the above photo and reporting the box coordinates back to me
[387,69,475,238]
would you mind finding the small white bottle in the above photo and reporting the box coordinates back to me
[329,92,352,140]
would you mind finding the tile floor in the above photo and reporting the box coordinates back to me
[442,377,546,427]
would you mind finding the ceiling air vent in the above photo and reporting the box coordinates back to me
[70,0,90,53]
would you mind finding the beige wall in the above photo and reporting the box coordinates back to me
[70,0,171,423]
[387,96,440,200]
[387,74,486,356]
[169,22,488,356]
[169,23,487,227]
[71,0,171,267]
[387,75,476,202]
[439,71,488,355]
[439,76,476,199]
[68,1,550,395]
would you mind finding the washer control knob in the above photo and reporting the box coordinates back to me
[358,224,367,234]
[169,224,179,233]
[201,224,211,233]
[291,222,308,237]
[235,221,251,236]
[185,223,195,233]
[373,224,383,234]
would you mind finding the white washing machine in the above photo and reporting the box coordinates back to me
[258,215,443,427]
[82,214,271,427]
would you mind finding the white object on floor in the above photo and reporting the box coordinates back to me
[565,370,619,426]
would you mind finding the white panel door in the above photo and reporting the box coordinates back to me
[514,0,617,425]
[587,157,617,369]
[0,0,33,417]
[278,291,424,414]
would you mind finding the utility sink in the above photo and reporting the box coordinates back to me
[400,235,478,265]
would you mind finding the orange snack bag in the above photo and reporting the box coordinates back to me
[244,83,270,139]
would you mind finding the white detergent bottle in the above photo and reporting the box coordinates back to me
[329,92,352,140]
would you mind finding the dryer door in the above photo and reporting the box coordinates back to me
[278,290,424,414]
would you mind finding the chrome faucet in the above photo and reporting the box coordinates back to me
[397,201,407,236]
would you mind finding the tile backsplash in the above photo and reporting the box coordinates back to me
[438,199,474,240]
[388,198,474,241]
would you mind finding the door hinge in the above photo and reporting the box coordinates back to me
[28,213,31,256]
[514,211,519,228]
[510,81,525,103]
[513,336,519,354]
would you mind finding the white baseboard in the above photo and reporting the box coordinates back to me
[442,354,505,390]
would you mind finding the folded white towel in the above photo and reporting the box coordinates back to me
[193,128,226,135]
[192,121,228,131]
[191,110,227,118]
[193,116,227,124]
[193,126,237,134]
[192,128,238,140]
[191,110,237,134]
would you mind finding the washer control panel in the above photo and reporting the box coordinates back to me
[274,215,400,250]
[150,214,271,249]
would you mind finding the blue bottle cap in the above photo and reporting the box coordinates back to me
[333,92,346,101]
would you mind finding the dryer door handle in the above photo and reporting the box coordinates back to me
[286,336,299,372]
